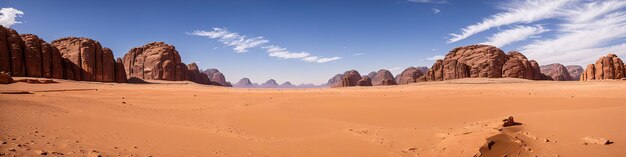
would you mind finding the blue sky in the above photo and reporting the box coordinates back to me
[3,0,626,84]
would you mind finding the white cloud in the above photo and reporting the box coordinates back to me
[191,28,341,63]
[448,0,570,43]
[408,0,448,4]
[432,8,441,14]
[481,25,548,47]
[189,28,268,53]
[353,53,365,56]
[315,57,342,63]
[0,8,24,28]
[263,45,310,59]
[386,67,402,71]
[426,55,445,61]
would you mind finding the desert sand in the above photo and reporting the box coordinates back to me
[1,78,624,156]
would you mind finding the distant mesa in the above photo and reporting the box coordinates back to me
[540,63,577,81]
[203,69,228,86]
[234,78,254,87]
[326,74,344,87]
[340,70,362,87]
[357,76,372,86]
[261,79,280,87]
[580,54,626,81]
[280,81,296,88]
[566,65,584,80]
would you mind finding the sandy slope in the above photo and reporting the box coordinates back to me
[0,78,624,156]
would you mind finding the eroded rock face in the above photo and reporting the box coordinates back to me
[203,69,226,86]
[357,76,372,86]
[52,37,120,82]
[261,79,279,87]
[341,70,362,87]
[327,74,343,86]
[566,65,584,80]
[186,63,210,84]
[580,54,626,81]
[115,58,127,83]
[540,63,572,81]
[397,67,425,84]
[425,45,541,81]
[123,42,186,81]
[0,26,25,76]
[372,69,396,85]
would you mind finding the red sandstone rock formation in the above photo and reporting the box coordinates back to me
[566,65,584,80]
[123,42,188,81]
[425,45,542,81]
[580,54,625,81]
[203,69,227,86]
[372,69,396,85]
[540,63,572,81]
[397,67,425,84]
[52,37,121,82]
[341,70,362,87]
[357,76,372,86]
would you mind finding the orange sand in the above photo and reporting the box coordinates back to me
[1,78,624,156]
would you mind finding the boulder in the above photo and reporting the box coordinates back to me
[566,65,584,80]
[581,54,625,81]
[341,70,362,87]
[540,63,572,81]
[373,69,396,85]
[397,67,425,84]
[0,71,13,84]
[357,76,372,86]
[52,37,116,82]
[425,45,541,81]
[122,42,186,81]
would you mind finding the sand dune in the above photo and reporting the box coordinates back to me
[0,78,624,156]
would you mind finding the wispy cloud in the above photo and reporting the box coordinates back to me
[432,8,441,14]
[0,8,24,28]
[451,0,626,66]
[408,0,448,4]
[190,28,268,53]
[481,25,548,47]
[426,55,445,61]
[447,0,569,43]
[190,28,341,63]
[353,53,365,56]
[385,67,402,71]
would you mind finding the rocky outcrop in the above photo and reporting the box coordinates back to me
[357,76,372,86]
[397,67,425,84]
[367,71,377,81]
[327,74,344,86]
[425,45,542,81]
[340,70,362,87]
[566,65,584,80]
[115,58,127,83]
[540,63,572,81]
[52,37,123,82]
[123,42,187,81]
[0,29,64,79]
[186,63,212,84]
[203,69,227,86]
[372,69,396,85]
[580,54,626,81]
[0,26,25,76]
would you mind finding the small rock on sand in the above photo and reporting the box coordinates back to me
[583,137,613,145]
